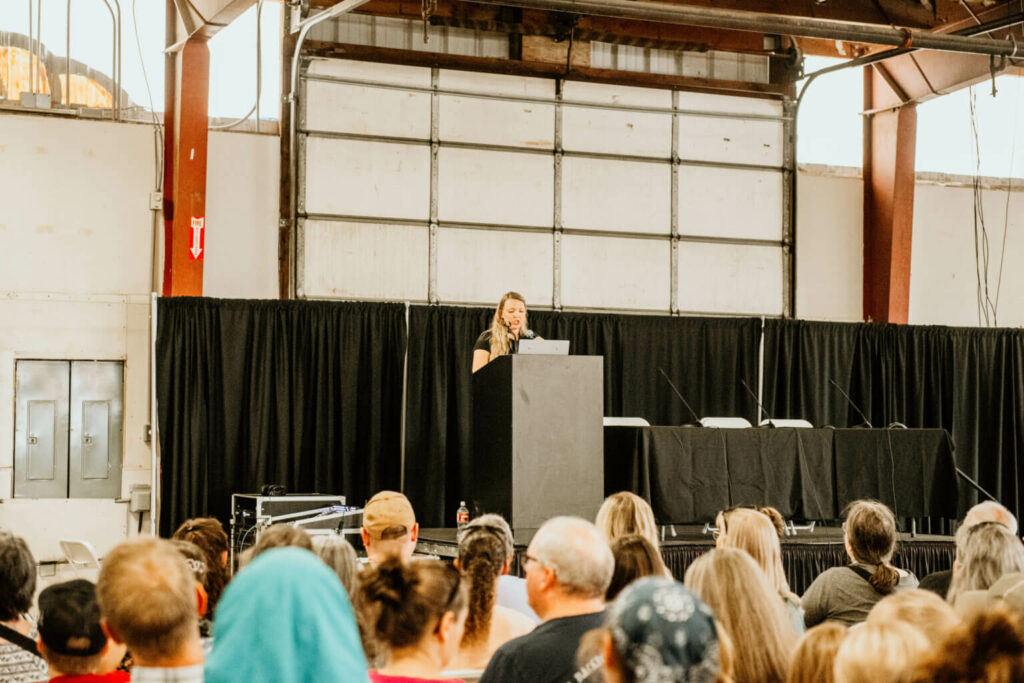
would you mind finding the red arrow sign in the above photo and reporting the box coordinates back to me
[189,216,204,260]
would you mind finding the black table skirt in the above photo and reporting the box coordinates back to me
[418,528,954,596]
[604,426,959,523]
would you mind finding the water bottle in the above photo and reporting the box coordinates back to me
[457,501,470,530]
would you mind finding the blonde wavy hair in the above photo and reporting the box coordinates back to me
[488,291,528,359]
[685,548,797,683]
[717,507,796,602]
[596,491,660,550]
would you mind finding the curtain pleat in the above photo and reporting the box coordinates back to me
[764,320,1024,523]
[156,298,406,535]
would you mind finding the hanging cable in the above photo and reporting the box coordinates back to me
[210,0,264,130]
[994,75,1022,316]
[133,0,163,191]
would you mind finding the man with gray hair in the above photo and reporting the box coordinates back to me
[479,516,613,683]
[919,500,1019,599]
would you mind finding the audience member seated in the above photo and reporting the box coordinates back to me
[918,501,1017,599]
[448,515,535,670]
[479,517,614,683]
[172,540,214,640]
[96,538,206,682]
[802,500,917,627]
[245,523,313,566]
[865,589,959,644]
[685,547,796,683]
[715,506,804,633]
[205,547,367,683]
[312,534,361,598]
[596,492,661,550]
[832,621,929,683]
[605,534,670,601]
[0,531,50,683]
[786,622,847,683]
[35,580,128,682]
[361,491,420,564]
[357,558,467,682]
[946,521,1024,611]
[601,577,725,683]
[910,605,1024,682]
[172,519,230,618]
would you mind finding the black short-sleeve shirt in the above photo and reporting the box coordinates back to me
[474,330,493,353]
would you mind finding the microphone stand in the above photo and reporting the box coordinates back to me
[829,378,999,533]
[739,379,775,427]
[657,368,701,425]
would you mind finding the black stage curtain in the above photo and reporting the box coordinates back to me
[403,306,761,527]
[156,298,406,535]
[764,320,1024,521]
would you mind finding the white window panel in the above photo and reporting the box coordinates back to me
[304,137,430,220]
[436,228,554,306]
[438,148,553,227]
[562,80,671,108]
[439,95,554,149]
[301,220,429,300]
[561,235,670,310]
[439,69,553,99]
[677,242,783,315]
[562,157,670,234]
[678,165,783,241]
[677,91,784,118]
[306,58,431,89]
[439,70,555,149]
[678,115,784,167]
[305,80,430,139]
[562,81,671,158]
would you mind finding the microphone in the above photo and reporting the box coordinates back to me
[521,329,537,340]
[828,378,873,428]
[739,379,775,427]
[658,368,701,425]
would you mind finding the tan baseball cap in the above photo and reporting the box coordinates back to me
[363,491,416,540]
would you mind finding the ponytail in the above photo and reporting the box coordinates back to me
[869,564,900,594]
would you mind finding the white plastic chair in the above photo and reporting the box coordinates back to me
[699,417,753,429]
[60,539,101,577]
[602,417,651,427]
[759,418,814,428]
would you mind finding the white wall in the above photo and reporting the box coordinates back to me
[0,114,156,562]
[911,181,1024,327]
[795,166,863,322]
[795,164,1024,327]
[204,131,281,299]
[0,114,280,564]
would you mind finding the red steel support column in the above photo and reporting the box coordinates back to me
[863,64,917,324]
[162,36,210,296]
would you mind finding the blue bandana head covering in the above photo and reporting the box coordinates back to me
[607,577,720,683]
[205,547,368,683]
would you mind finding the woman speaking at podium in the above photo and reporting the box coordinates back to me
[472,291,540,373]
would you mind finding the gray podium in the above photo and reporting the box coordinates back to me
[472,354,604,531]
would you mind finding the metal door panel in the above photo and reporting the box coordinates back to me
[26,401,57,479]
[70,361,123,499]
[15,360,69,498]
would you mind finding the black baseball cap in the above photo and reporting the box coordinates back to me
[37,580,107,657]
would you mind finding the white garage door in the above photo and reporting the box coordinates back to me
[296,58,793,316]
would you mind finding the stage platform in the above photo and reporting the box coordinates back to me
[417,527,955,595]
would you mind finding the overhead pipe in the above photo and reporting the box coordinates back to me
[465,0,1021,58]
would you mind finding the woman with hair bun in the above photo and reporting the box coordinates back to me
[357,558,470,682]
[802,500,918,628]
[472,292,540,373]
[449,515,535,670]
[172,517,230,616]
